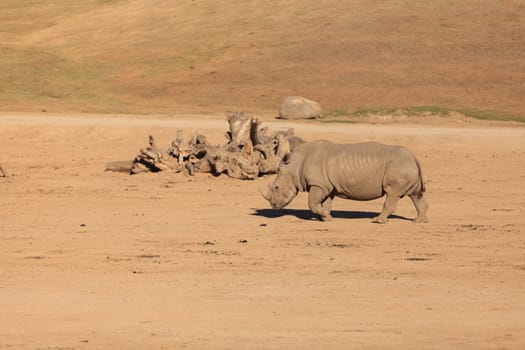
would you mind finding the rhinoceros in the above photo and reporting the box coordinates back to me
[260,140,428,223]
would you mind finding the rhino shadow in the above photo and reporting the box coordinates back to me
[252,208,411,221]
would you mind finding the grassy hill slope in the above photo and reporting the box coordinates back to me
[1,0,524,118]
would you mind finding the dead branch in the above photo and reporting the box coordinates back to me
[131,135,178,174]
[120,113,305,179]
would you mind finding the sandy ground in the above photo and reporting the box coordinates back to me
[0,113,524,349]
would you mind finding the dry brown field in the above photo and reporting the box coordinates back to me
[1,112,524,349]
[1,0,525,118]
[1,0,525,348]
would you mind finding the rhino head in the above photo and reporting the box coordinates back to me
[260,172,298,209]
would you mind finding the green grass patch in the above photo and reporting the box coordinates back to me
[323,109,350,118]
[402,106,451,116]
[457,108,525,123]
[349,106,451,117]
[322,106,524,123]
[320,119,359,124]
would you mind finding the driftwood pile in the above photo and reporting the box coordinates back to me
[112,112,304,180]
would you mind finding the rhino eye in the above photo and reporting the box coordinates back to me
[273,185,279,190]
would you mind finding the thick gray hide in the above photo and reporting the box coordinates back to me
[262,140,428,223]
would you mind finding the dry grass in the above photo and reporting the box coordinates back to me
[1,0,524,120]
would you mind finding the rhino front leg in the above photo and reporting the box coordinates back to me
[372,194,400,224]
[308,186,333,221]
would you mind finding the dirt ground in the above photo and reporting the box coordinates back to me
[0,113,524,349]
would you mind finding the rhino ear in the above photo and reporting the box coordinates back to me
[282,153,291,164]
[277,154,289,172]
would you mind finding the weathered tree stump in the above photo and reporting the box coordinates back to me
[226,111,252,146]
[212,139,262,179]
[121,112,305,179]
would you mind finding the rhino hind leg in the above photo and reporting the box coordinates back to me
[372,193,400,224]
[409,194,429,223]
[308,186,334,221]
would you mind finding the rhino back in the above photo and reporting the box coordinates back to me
[297,141,398,200]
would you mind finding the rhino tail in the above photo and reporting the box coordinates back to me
[415,157,426,198]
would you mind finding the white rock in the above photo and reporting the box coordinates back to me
[278,96,322,119]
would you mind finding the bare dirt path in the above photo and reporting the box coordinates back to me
[1,113,524,349]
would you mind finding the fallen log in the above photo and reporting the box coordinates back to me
[122,112,304,179]
[104,160,134,173]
